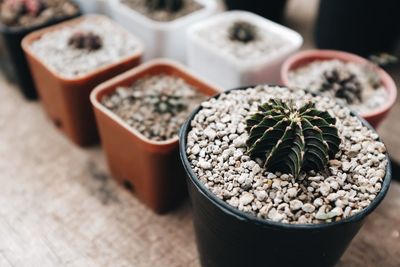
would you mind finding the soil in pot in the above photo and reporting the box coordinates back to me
[101,73,208,141]
[28,16,140,78]
[186,85,387,224]
[287,59,389,117]
[195,19,287,62]
[120,0,203,22]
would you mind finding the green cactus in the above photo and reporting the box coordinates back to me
[145,0,183,12]
[246,99,341,177]
[228,21,257,43]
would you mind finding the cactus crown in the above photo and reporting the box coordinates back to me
[246,99,341,177]
[145,0,183,12]
[148,93,186,115]
[320,69,363,104]
[228,21,257,43]
[68,31,103,51]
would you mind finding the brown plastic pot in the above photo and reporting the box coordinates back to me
[21,15,144,146]
[281,49,397,128]
[90,59,221,213]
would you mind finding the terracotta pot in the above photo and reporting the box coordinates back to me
[179,86,392,267]
[90,59,220,213]
[0,10,81,99]
[281,49,397,128]
[22,15,144,146]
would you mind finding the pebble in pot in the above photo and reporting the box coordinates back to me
[179,85,391,267]
[0,0,80,99]
[22,15,144,146]
[186,11,303,89]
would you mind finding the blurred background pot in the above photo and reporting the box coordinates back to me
[281,50,397,128]
[187,11,303,89]
[22,15,143,146]
[0,11,81,99]
[179,86,392,267]
[91,59,220,213]
[109,0,219,62]
[314,0,400,57]
[223,0,287,23]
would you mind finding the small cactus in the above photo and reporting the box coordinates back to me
[145,0,183,12]
[148,93,186,115]
[228,21,257,43]
[68,31,103,51]
[246,99,341,177]
[320,69,363,104]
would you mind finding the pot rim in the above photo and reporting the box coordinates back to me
[179,85,392,230]
[187,10,303,68]
[280,49,398,121]
[21,14,144,83]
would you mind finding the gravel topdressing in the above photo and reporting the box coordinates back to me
[120,0,203,22]
[288,60,389,115]
[102,74,207,142]
[194,18,287,62]
[29,16,140,78]
[186,85,387,224]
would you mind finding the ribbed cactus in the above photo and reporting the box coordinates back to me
[228,21,257,43]
[145,0,183,12]
[246,99,341,177]
[68,31,103,51]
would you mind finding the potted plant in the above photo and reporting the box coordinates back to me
[281,50,397,128]
[186,11,303,89]
[179,84,391,267]
[74,0,111,16]
[314,0,400,57]
[109,0,219,62]
[22,15,144,146]
[90,59,220,213]
[223,0,287,23]
[0,0,81,99]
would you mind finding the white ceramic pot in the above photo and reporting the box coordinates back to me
[109,0,220,62]
[74,0,111,16]
[186,11,303,89]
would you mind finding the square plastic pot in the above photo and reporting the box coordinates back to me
[179,86,392,267]
[90,59,220,213]
[109,0,219,62]
[74,0,112,16]
[22,15,144,146]
[0,11,81,99]
[186,11,303,89]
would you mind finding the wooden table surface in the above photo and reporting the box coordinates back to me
[0,1,399,266]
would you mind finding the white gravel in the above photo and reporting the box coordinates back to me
[29,16,141,78]
[194,18,287,62]
[288,60,389,115]
[186,85,388,224]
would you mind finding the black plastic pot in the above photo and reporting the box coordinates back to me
[0,13,81,99]
[179,87,392,267]
[223,0,287,23]
[315,0,400,57]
